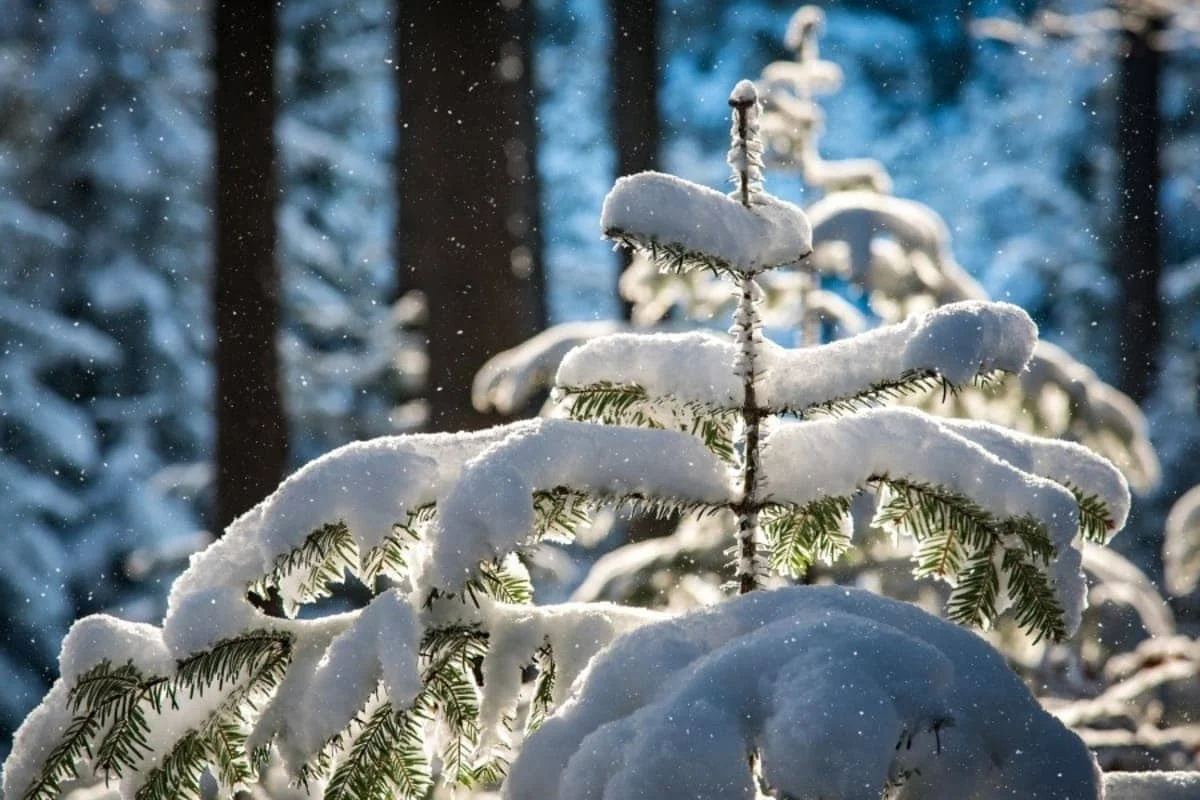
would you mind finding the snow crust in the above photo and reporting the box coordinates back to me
[556,301,1035,414]
[505,586,1101,800]
[425,419,735,590]
[601,171,812,273]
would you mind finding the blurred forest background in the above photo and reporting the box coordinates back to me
[1,0,1198,763]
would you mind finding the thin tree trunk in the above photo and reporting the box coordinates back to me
[396,0,545,432]
[214,0,287,531]
[728,91,765,595]
[1114,15,1163,402]
[612,0,660,320]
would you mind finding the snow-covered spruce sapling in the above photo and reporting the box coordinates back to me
[4,81,1130,800]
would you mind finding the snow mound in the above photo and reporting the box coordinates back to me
[506,586,1101,800]
[601,171,812,273]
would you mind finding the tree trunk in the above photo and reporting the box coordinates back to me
[214,0,287,531]
[612,0,661,320]
[1114,15,1163,402]
[396,0,546,432]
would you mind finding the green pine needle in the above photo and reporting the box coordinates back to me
[556,381,737,463]
[1002,547,1068,643]
[526,645,557,735]
[762,497,853,579]
[1069,486,1117,544]
[946,545,1001,630]
[248,522,359,617]
[605,228,743,278]
[872,476,1068,641]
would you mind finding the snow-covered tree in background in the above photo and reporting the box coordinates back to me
[0,0,433,755]
[3,78,1138,800]
[0,0,212,747]
[277,0,426,462]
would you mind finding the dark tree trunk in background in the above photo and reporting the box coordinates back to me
[612,0,660,320]
[1114,15,1164,403]
[397,0,546,432]
[214,1,287,531]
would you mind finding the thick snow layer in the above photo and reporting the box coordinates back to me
[163,423,539,656]
[763,300,1035,411]
[761,408,1087,632]
[247,613,354,772]
[556,330,742,408]
[556,301,1035,415]
[601,171,812,273]
[425,419,735,590]
[763,408,1078,547]
[58,616,174,682]
[1102,771,1200,800]
[505,586,1100,800]
[941,419,1131,532]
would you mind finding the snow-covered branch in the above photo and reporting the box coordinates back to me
[556,301,1036,417]
[601,171,812,275]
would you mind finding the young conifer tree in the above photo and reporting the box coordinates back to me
[4,82,1132,800]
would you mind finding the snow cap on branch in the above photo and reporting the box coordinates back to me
[3,618,174,800]
[601,171,812,274]
[941,419,1131,534]
[727,80,765,206]
[784,5,825,53]
[160,424,540,656]
[284,590,420,769]
[762,408,1091,633]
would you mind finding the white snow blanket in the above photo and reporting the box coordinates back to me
[506,586,1102,800]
